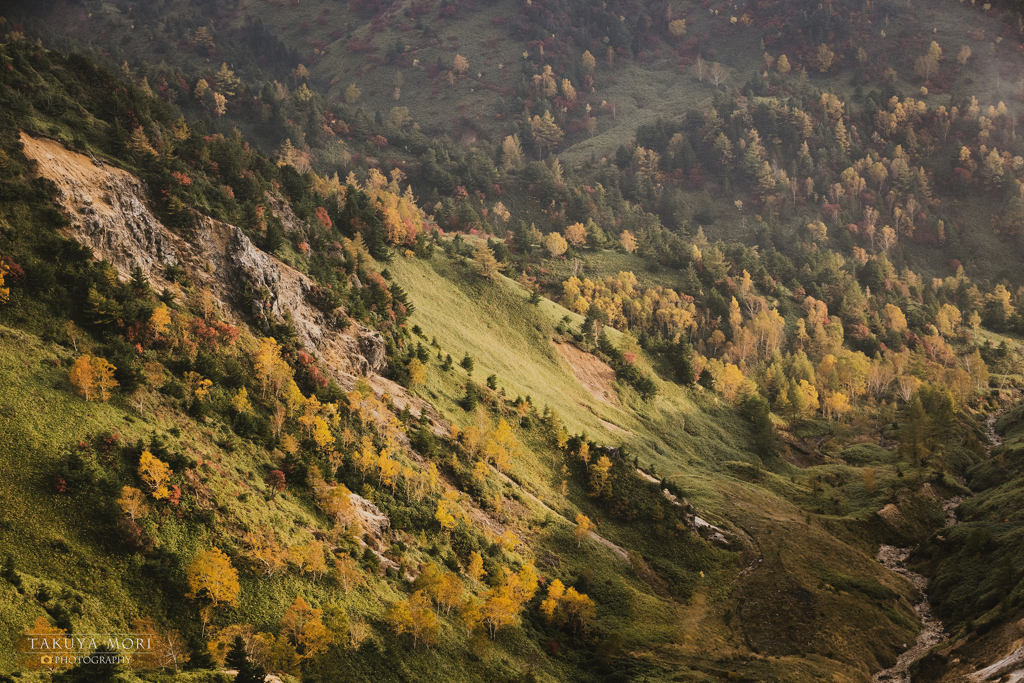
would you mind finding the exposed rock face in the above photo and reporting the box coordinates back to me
[351,493,390,543]
[634,467,733,547]
[20,132,385,383]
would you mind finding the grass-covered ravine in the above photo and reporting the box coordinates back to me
[0,1,1022,680]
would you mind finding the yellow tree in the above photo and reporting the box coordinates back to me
[151,303,172,337]
[483,419,521,472]
[791,379,820,418]
[194,78,210,100]
[541,581,595,633]
[821,391,851,421]
[0,261,10,303]
[408,357,427,386]
[540,579,566,622]
[473,460,489,483]
[253,337,293,399]
[561,78,577,103]
[543,232,568,258]
[883,303,908,332]
[461,425,482,457]
[935,303,962,338]
[138,450,172,500]
[589,456,613,497]
[466,551,486,583]
[281,596,333,659]
[386,591,438,648]
[581,50,596,72]
[193,376,213,402]
[435,496,458,530]
[437,573,464,615]
[717,363,748,402]
[378,450,401,493]
[70,354,119,401]
[17,616,70,672]
[473,242,501,280]
[560,587,597,633]
[206,625,265,669]
[186,547,240,634]
[728,296,743,338]
[477,563,539,637]
[231,387,253,414]
[118,486,150,520]
[574,513,594,546]
[453,54,469,75]
[620,231,637,253]
[501,135,524,170]
[577,441,591,465]
[243,531,287,577]
[289,540,330,580]
[335,554,367,594]
[214,63,240,97]
[564,222,587,247]
[498,529,519,551]
[345,83,361,104]
[480,590,517,638]
[316,480,359,532]
[816,44,834,72]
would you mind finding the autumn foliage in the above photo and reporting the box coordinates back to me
[69,354,118,401]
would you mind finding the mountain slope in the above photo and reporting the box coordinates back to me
[0,129,930,683]
[0,16,1022,683]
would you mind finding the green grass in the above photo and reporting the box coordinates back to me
[0,276,954,683]
[388,251,625,437]
[384,251,949,680]
[0,326,164,670]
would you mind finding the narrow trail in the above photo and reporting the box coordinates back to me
[872,409,1005,682]
[492,468,630,561]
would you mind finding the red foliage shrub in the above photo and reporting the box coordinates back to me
[266,469,287,494]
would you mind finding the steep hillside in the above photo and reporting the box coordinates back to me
[1,123,985,683]
[0,8,1022,683]
[0,105,931,683]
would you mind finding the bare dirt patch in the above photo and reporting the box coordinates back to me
[553,341,618,405]
[600,418,631,434]
[20,132,133,192]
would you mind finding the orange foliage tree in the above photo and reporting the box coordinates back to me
[69,354,119,401]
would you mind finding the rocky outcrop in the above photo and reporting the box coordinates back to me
[351,492,390,542]
[20,132,385,384]
[347,493,401,574]
[635,468,733,547]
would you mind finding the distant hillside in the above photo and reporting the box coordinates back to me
[8,0,1024,286]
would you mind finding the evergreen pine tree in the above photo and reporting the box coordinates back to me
[226,635,266,683]
[670,339,696,386]
[462,382,479,410]
[187,636,217,670]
